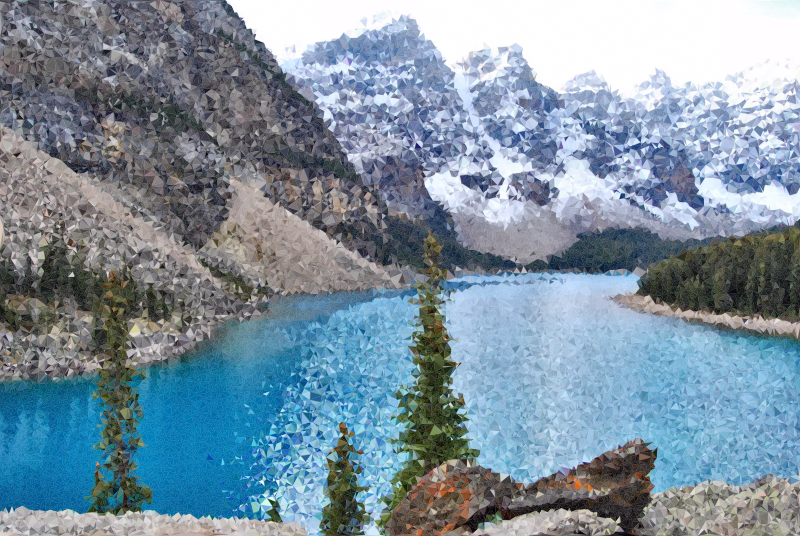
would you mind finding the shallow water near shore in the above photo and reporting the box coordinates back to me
[2,273,800,535]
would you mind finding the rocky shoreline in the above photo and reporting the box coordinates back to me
[0,126,424,384]
[4,472,800,536]
[612,293,800,340]
[0,508,306,536]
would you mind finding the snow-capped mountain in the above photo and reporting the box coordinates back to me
[279,12,800,264]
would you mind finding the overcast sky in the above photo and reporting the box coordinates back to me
[226,0,800,93]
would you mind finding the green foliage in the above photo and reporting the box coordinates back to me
[0,224,102,331]
[381,209,714,277]
[197,258,269,302]
[69,253,104,315]
[263,499,283,524]
[144,283,171,322]
[638,228,800,321]
[320,423,370,536]
[545,228,714,273]
[381,203,520,273]
[378,231,481,531]
[0,261,9,328]
[87,269,153,515]
[39,222,72,303]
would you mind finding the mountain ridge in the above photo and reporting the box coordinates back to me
[278,13,800,263]
[0,0,433,382]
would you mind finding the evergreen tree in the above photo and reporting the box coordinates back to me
[87,269,153,515]
[378,231,481,531]
[263,498,283,524]
[320,423,370,536]
[39,221,73,303]
[144,284,172,322]
[19,253,36,297]
[0,257,15,327]
[70,245,102,313]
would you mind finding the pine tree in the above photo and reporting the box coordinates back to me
[378,231,481,531]
[320,423,370,536]
[20,253,36,297]
[69,245,101,313]
[87,269,153,515]
[39,221,77,304]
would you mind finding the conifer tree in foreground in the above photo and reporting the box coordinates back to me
[87,269,153,515]
[320,423,370,536]
[378,231,481,531]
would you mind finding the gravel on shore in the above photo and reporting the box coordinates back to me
[639,473,800,536]
[4,474,800,536]
[0,507,306,536]
[613,293,800,340]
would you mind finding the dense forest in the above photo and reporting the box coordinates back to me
[542,228,715,273]
[381,201,716,275]
[637,224,800,321]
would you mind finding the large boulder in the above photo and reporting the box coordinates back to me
[386,439,657,536]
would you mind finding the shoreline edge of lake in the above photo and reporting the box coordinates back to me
[613,293,800,341]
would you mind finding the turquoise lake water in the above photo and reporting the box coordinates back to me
[2,273,800,536]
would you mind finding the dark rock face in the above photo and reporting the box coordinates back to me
[466,45,561,173]
[286,16,565,222]
[287,14,467,221]
[386,439,657,536]
[0,0,387,259]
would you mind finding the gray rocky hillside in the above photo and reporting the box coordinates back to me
[0,0,390,261]
[0,126,417,383]
[0,0,424,382]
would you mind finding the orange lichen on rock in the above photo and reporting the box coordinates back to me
[386,439,658,536]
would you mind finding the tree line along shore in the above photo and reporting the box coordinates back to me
[637,225,800,323]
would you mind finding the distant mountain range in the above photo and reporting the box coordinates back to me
[279,12,800,264]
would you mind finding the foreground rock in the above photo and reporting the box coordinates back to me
[640,474,800,536]
[386,439,657,536]
[471,508,624,536]
[4,473,798,536]
[0,507,306,536]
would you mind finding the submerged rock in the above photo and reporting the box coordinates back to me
[386,438,657,536]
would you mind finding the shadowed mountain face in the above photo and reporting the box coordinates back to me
[0,0,388,260]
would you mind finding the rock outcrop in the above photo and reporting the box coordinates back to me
[472,508,624,536]
[0,0,389,262]
[640,474,800,536]
[0,126,417,382]
[613,293,800,340]
[386,439,657,536]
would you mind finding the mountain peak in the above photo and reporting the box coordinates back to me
[295,12,438,69]
[563,71,610,93]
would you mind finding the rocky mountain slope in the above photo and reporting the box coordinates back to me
[0,126,416,382]
[0,0,390,260]
[279,12,800,264]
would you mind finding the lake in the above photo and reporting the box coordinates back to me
[2,273,800,536]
